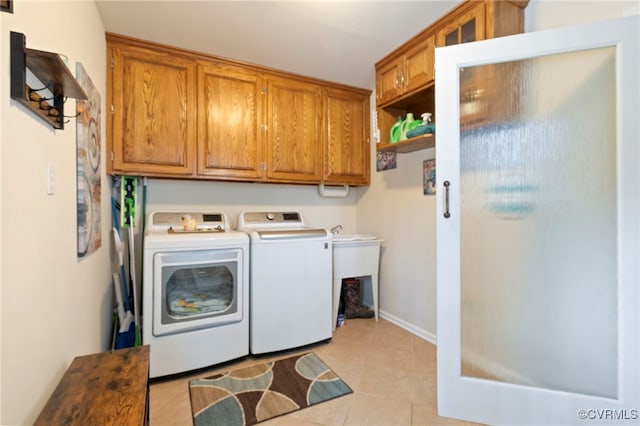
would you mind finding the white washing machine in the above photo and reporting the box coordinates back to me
[237,211,332,355]
[143,211,249,378]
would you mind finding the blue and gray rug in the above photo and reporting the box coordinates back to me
[189,352,352,426]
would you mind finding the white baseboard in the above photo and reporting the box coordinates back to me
[379,309,437,346]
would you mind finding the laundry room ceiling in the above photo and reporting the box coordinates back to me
[95,1,459,89]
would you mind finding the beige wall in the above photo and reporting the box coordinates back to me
[356,144,438,340]
[145,179,358,233]
[1,2,109,424]
[525,0,638,32]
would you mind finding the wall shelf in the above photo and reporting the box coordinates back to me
[375,83,436,154]
[377,133,435,153]
[10,31,87,130]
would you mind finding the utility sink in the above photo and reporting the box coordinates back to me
[331,233,382,331]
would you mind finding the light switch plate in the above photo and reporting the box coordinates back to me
[47,164,55,195]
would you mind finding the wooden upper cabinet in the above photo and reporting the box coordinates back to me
[265,77,323,183]
[376,35,435,106]
[436,1,528,128]
[485,0,531,39]
[197,62,264,180]
[375,0,529,154]
[436,1,486,47]
[404,35,435,94]
[106,34,371,186]
[323,87,370,185]
[376,60,404,107]
[108,37,196,176]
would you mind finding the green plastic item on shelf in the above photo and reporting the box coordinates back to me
[406,112,435,138]
[389,116,403,144]
[399,113,423,141]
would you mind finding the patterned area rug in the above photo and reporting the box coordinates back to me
[189,352,352,426]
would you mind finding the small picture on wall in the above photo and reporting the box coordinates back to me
[1,0,13,13]
[423,159,436,195]
[376,151,397,171]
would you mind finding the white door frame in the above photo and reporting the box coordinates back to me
[436,15,639,426]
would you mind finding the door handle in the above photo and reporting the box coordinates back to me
[444,180,451,218]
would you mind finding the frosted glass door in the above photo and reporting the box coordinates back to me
[436,16,639,426]
[461,47,617,398]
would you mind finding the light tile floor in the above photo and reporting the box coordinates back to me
[149,318,481,426]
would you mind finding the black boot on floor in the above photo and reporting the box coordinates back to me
[342,278,374,319]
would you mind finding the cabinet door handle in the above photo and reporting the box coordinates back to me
[395,75,400,88]
[444,180,451,218]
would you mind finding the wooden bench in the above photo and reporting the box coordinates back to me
[34,346,150,426]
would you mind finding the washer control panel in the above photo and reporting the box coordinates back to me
[237,211,304,229]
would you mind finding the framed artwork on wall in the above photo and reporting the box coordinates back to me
[76,63,102,258]
[424,159,436,195]
[1,0,13,13]
[376,151,397,171]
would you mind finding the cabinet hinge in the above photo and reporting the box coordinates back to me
[110,151,114,161]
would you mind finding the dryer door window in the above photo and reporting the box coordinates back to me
[153,249,244,337]
[165,263,236,319]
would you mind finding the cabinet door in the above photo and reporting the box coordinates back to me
[403,35,435,95]
[376,59,403,106]
[323,88,370,185]
[109,43,196,176]
[437,2,486,47]
[197,62,264,180]
[266,77,323,182]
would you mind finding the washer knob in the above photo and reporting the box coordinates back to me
[266,213,275,221]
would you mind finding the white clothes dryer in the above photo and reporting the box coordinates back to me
[143,211,249,378]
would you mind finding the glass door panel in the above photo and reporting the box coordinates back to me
[460,47,617,398]
[445,29,459,46]
[461,19,477,43]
